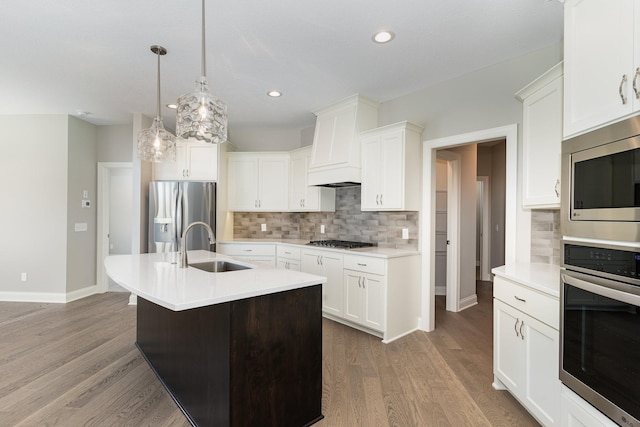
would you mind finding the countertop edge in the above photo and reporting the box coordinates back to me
[218,239,420,258]
[105,251,327,312]
[492,262,561,298]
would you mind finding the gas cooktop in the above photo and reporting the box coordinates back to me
[307,240,375,249]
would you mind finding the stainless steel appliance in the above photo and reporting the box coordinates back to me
[562,115,640,243]
[561,240,640,427]
[561,115,640,425]
[148,181,216,253]
[307,240,374,249]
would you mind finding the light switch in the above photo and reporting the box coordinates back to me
[402,228,409,239]
[261,224,267,231]
[75,223,88,232]
[320,225,325,234]
[82,190,89,198]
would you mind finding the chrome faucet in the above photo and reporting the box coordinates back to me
[179,221,215,268]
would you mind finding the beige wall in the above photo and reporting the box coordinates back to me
[0,115,70,299]
[66,116,98,294]
[97,124,133,162]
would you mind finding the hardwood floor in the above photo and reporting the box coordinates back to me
[0,282,538,426]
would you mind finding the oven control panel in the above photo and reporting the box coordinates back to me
[564,244,640,281]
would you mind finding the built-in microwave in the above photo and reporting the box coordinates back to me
[562,115,640,243]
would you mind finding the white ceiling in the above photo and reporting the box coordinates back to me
[0,0,563,136]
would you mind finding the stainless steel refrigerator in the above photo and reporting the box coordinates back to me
[148,181,216,253]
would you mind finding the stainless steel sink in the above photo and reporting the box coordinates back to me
[189,260,253,273]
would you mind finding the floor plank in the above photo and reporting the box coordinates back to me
[0,283,539,426]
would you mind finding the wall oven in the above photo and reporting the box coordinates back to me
[561,241,640,426]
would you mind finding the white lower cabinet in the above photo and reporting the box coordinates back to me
[216,243,276,267]
[344,269,384,332]
[276,245,301,271]
[561,386,617,427]
[493,276,560,426]
[300,249,344,317]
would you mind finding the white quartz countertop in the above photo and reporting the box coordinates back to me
[492,263,561,298]
[104,250,327,311]
[218,238,420,258]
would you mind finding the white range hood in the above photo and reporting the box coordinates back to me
[308,94,379,187]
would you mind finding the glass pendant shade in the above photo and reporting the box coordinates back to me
[176,77,227,143]
[176,0,228,144]
[137,45,176,162]
[137,117,176,162]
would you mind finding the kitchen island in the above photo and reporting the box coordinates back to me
[105,250,326,427]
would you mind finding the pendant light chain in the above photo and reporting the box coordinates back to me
[156,47,162,119]
[201,0,206,80]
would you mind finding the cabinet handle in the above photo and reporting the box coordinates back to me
[243,249,253,252]
[619,74,628,105]
[380,194,383,205]
[554,179,560,198]
[514,295,526,303]
[634,67,640,99]
[254,200,258,208]
[514,318,520,338]
[357,262,367,267]
[362,277,365,288]
[519,321,524,340]
[376,194,380,205]
[320,256,323,266]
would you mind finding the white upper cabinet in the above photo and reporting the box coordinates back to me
[308,94,379,186]
[227,152,289,211]
[563,0,639,138]
[153,140,218,181]
[360,121,423,211]
[289,146,335,212]
[516,62,563,209]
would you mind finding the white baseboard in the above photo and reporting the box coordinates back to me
[459,294,478,311]
[435,285,446,296]
[128,293,137,305]
[66,285,99,302]
[0,291,67,303]
[0,284,99,303]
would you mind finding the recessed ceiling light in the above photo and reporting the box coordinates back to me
[75,110,90,117]
[166,103,177,109]
[372,30,395,44]
[267,90,282,98]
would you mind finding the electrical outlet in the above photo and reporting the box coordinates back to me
[21,272,27,282]
[261,223,267,232]
[320,225,325,234]
[402,228,409,239]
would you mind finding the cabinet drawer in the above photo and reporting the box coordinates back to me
[277,245,301,260]
[494,276,558,330]
[217,243,276,257]
[343,254,385,276]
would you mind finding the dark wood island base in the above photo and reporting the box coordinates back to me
[136,284,323,427]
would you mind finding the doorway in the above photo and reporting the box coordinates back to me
[421,125,517,332]
[97,162,133,293]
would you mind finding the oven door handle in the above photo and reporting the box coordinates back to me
[562,271,640,306]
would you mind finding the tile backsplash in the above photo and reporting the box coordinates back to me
[530,210,560,265]
[233,187,419,249]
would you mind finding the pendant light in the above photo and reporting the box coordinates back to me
[137,45,176,162]
[176,0,228,144]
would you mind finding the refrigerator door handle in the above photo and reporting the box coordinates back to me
[176,184,184,250]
